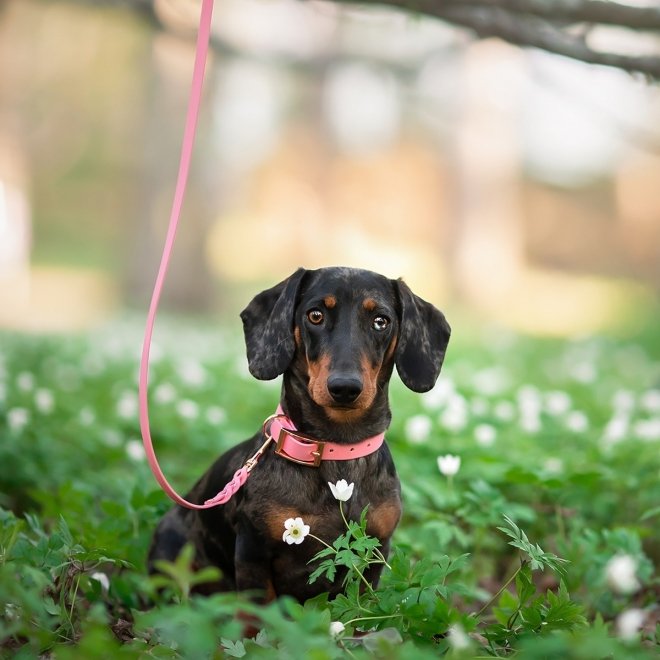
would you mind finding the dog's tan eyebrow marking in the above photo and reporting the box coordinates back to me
[363,298,377,312]
[324,295,336,309]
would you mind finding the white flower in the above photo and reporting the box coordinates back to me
[447,624,470,650]
[605,554,640,594]
[282,517,310,545]
[602,415,629,448]
[126,440,146,462]
[519,411,541,433]
[439,394,468,432]
[633,419,660,442]
[329,621,345,638]
[474,424,496,447]
[7,407,29,432]
[405,414,432,444]
[328,480,354,502]
[116,391,138,420]
[16,371,34,392]
[421,377,454,410]
[472,367,509,396]
[470,397,488,416]
[176,399,199,420]
[545,391,571,416]
[103,430,122,447]
[640,389,660,413]
[616,608,646,640]
[34,389,54,414]
[177,360,206,387]
[154,382,176,404]
[90,571,110,593]
[437,454,461,477]
[565,410,589,433]
[570,361,596,384]
[612,389,635,413]
[206,406,226,425]
[79,407,96,426]
[543,458,564,475]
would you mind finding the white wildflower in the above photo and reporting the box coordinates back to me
[282,517,310,545]
[472,367,509,396]
[633,419,660,442]
[7,407,29,432]
[125,440,146,462]
[474,424,496,447]
[421,377,454,411]
[543,457,564,475]
[78,407,96,426]
[602,415,629,448]
[176,399,199,420]
[206,406,226,425]
[116,391,138,420]
[520,411,541,433]
[570,361,596,384]
[329,621,345,638]
[90,572,110,593]
[103,430,122,447]
[616,608,646,640]
[16,371,34,392]
[439,394,468,432]
[447,624,470,650]
[640,389,660,413]
[545,391,571,416]
[470,397,489,416]
[34,389,54,414]
[405,414,432,444]
[612,389,635,413]
[437,454,461,477]
[177,360,207,387]
[605,555,640,594]
[154,382,176,404]
[565,410,589,433]
[328,480,354,502]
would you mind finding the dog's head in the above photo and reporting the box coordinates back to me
[240,267,450,420]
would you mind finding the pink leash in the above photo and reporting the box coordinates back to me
[138,0,244,509]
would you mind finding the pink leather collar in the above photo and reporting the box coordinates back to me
[265,405,385,467]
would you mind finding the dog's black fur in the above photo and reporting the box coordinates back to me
[148,267,450,603]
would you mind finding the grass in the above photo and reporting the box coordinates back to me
[0,314,659,658]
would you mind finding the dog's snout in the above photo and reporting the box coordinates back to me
[327,375,363,405]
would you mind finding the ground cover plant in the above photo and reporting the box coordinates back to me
[1,314,659,658]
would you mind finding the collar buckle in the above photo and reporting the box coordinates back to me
[274,428,324,467]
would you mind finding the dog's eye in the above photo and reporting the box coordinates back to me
[373,316,390,331]
[307,309,324,325]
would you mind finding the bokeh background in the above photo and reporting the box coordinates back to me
[1,0,659,337]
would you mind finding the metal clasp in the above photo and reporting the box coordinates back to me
[244,435,275,473]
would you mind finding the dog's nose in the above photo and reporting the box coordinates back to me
[327,375,363,404]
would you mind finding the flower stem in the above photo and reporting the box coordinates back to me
[475,560,526,617]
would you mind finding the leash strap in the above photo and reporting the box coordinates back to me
[138,0,243,510]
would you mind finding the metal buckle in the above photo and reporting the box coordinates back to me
[274,428,324,467]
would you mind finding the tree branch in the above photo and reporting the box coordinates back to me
[347,0,660,80]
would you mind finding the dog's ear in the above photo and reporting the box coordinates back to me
[393,279,451,393]
[240,268,307,380]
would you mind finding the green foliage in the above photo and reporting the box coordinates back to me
[1,320,659,657]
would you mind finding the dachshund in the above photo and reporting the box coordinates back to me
[148,266,450,603]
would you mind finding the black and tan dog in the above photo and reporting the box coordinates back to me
[148,266,450,603]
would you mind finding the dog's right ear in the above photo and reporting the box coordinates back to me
[240,268,307,380]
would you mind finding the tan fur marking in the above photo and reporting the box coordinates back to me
[307,353,333,407]
[324,295,337,309]
[368,501,402,540]
[363,298,377,312]
[294,326,302,347]
[263,505,321,541]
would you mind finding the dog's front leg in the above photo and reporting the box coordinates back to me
[234,519,276,603]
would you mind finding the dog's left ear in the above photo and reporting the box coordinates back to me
[240,268,307,380]
[393,279,451,393]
